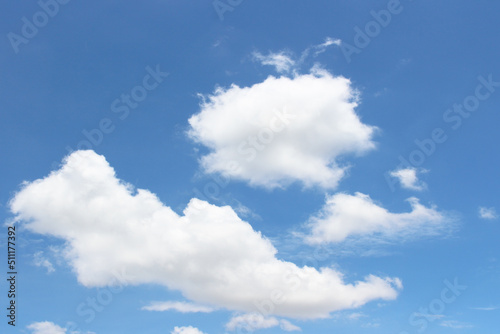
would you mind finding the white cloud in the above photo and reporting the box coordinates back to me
[479,207,498,220]
[27,322,67,334]
[33,251,55,273]
[142,301,215,313]
[304,192,453,245]
[346,312,366,320]
[26,322,94,334]
[361,322,380,328]
[188,72,377,190]
[279,319,301,332]
[471,306,498,311]
[10,151,401,319]
[389,167,427,191]
[226,313,279,332]
[319,37,342,48]
[252,51,296,73]
[225,313,300,332]
[413,313,444,320]
[313,37,342,56]
[440,320,473,329]
[253,38,341,73]
[171,326,206,334]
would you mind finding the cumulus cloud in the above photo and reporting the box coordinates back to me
[171,326,206,334]
[304,192,453,245]
[479,207,498,220]
[33,251,55,273]
[225,313,300,332]
[142,301,215,313]
[27,322,67,334]
[252,51,296,73]
[27,321,94,334]
[389,167,428,191]
[10,151,401,319]
[188,72,376,190]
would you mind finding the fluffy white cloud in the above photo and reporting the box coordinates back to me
[142,301,215,313]
[479,207,498,220]
[27,322,66,334]
[304,192,452,245]
[225,313,300,332]
[171,326,206,334]
[26,322,94,334]
[389,168,427,191]
[11,151,400,319]
[188,72,376,189]
[252,51,296,73]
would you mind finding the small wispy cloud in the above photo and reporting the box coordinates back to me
[470,306,498,311]
[346,312,366,320]
[313,37,342,56]
[252,51,296,73]
[253,37,342,74]
[142,301,215,313]
[440,320,473,329]
[226,313,301,332]
[389,167,428,191]
[33,251,55,274]
[361,322,380,328]
[413,313,445,320]
[479,207,498,220]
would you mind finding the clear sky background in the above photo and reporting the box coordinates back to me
[1,1,500,333]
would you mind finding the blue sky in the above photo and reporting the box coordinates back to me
[1,1,500,333]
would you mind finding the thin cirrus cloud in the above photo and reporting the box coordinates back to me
[225,313,301,332]
[187,71,377,190]
[142,301,215,313]
[304,192,453,245]
[10,150,401,320]
[389,167,428,191]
